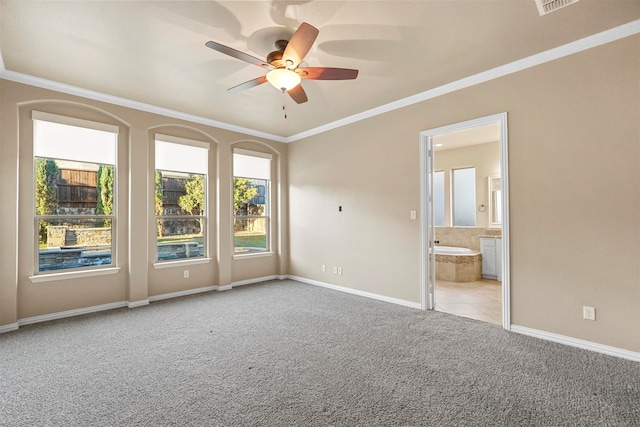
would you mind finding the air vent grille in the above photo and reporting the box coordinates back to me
[535,0,579,16]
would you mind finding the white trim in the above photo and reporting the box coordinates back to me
[1,21,636,143]
[284,20,640,142]
[0,68,286,143]
[128,299,150,308]
[231,275,278,287]
[29,267,121,283]
[152,258,212,269]
[149,285,220,302]
[18,301,128,327]
[511,325,640,362]
[233,148,273,159]
[148,275,279,301]
[32,110,120,134]
[287,275,421,309]
[155,133,210,150]
[233,252,274,260]
[499,114,511,331]
[419,113,511,329]
[0,323,19,334]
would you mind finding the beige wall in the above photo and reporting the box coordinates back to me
[434,141,500,229]
[1,35,638,354]
[288,35,639,352]
[0,80,288,324]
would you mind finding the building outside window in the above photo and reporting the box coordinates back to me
[155,135,209,261]
[33,111,118,273]
[233,149,272,254]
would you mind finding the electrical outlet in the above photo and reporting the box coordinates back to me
[183,270,189,279]
[333,266,338,274]
[322,265,326,272]
[583,306,595,321]
[337,267,343,275]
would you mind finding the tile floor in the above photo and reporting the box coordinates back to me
[435,279,502,325]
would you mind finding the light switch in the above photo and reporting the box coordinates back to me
[410,210,417,220]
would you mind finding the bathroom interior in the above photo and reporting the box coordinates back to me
[432,124,503,325]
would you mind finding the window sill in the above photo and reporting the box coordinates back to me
[233,252,274,260]
[29,267,121,283]
[153,258,212,269]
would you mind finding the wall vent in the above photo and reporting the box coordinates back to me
[535,0,579,16]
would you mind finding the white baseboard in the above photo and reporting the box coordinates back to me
[0,277,284,333]
[231,275,279,288]
[510,325,640,362]
[287,275,422,309]
[4,279,636,363]
[128,299,150,308]
[16,301,129,328]
[0,322,19,333]
[149,285,220,302]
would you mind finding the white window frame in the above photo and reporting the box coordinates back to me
[30,111,119,278]
[153,134,210,265]
[233,149,273,257]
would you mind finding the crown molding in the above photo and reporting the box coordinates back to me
[0,58,287,143]
[284,19,640,142]
[1,20,638,144]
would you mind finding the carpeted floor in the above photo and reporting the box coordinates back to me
[1,280,638,426]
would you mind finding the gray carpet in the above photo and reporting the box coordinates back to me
[1,280,638,426]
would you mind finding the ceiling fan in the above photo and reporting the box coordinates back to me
[205,22,358,104]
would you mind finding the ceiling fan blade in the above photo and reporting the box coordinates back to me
[228,75,268,93]
[205,41,271,69]
[287,84,308,104]
[300,67,359,80]
[282,22,319,69]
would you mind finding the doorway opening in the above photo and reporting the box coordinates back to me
[419,113,510,329]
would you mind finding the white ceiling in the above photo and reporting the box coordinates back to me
[1,1,638,141]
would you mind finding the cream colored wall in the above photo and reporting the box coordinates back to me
[0,80,287,325]
[1,35,637,354]
[434,141,500,229]
[289,35,639,352]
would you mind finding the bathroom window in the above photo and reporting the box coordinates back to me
[33,111,118,273]
[233,149,271,255]
[452,167,476,227]
[155,135,209,262]
[434,170,445,226]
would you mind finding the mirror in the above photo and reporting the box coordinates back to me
[488,176,502,228]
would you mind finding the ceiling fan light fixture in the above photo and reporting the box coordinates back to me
[266,68,301,91]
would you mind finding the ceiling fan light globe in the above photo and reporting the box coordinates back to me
[266,68,301,92]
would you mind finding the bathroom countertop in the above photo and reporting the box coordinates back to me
[478,235,502,239]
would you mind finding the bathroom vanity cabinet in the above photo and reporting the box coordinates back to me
[480,237,502,281]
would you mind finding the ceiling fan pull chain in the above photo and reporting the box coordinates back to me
[282,89,288,119]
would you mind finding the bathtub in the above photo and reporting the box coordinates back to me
[432,246,481,282]
[433,246,474,254]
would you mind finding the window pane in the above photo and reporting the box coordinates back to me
[155,137,208,263]
[155,140,208,175]
[434,171,445,226]
[38,217,112,271]
[453,167,476,227]
[233,152,271,180]
[157,218,204,260]
[234,178,268,216]
[156,171,205,216]
[234,218,267,253]
[34,119,116,165]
